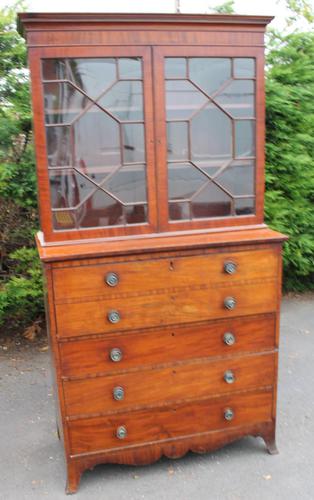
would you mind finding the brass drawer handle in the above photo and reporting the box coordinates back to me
[109,348,123,362]
[224,297,236,310]
[107,310,121,324]
[224,261,237,274]
[113,386,125,401]
[223,332,236,346]
[224,408,234,421]
[116,426,127,439]
[105,272,119,287]
[224,370,235,384]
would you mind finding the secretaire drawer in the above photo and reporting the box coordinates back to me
[53,247,279,302]
[68,389,273,456]
[55,280,278,338]
[59,314,276,378]
[63,352,275,417]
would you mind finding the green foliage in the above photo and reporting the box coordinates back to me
[0,3,43,334]
[285,0,314,25]
[265,31,314,290]
[0,247,44,331]
[211,1,235,14]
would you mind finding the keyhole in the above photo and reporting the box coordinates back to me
[169,260,174,271]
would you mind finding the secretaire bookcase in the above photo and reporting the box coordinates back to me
[19,12,287,494]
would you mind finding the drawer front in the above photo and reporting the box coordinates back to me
[53,248,279,302]
[63,352,275,417]
[69,389,273,455]
[56,280,278,338]
[60,314,276,378]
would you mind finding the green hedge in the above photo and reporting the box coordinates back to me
[265,31,314,291]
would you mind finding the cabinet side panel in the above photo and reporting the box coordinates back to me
[43,263,72,461]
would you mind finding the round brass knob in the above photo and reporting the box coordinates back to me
[116,425,127,439]
[113,386,125,401]
[110,348,123,362]
[108,310,121,324]
[224,261,237,275]
[224,370,235,384]
[224,297,236,310]
[224,408,234,421]
[105,272,119,287]
[223,332,236,346]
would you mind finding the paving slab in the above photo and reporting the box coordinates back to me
[1,295,314,500]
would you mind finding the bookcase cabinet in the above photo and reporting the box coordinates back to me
[19,12,287,493]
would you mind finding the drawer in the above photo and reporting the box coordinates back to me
[53,247,279,302]
[63,352,275,417]
[60,314,276,378]
[68,388,273,455]
[55,280,278,338]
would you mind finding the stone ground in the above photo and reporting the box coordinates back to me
[1,295,314,500]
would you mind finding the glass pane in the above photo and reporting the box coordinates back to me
[97,81,143,121]
[166,80,207,120]
[215,160,255,196]
[235,120,255,158]
[78,190,124,227]
[49,170,96,209]
[234,58,255,78]
[118,58,142,79]
[235,197,255,215]
[44,82,90,124]
[68,58,116,99]
[46,126,71,167]
[42,59,66,80]
[191,182,232,218]
[102,165,147,204]
[168,163,207,201]
[72,105,120,181]
[169,202,190,221]
[215,80,255,118]
[167,122,189,161]
[53,210,76,230]
[189,58,231,96]
[165,58,187,79]
[191,103,232,166]
[122,123,145,163]
[125,204,147,224]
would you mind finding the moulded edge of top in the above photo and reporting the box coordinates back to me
[17,12,275,37]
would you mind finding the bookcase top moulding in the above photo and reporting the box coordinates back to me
[19,12,278,250]
[18,12,274,33]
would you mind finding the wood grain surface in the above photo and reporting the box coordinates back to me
[53,247,278,302]
[68,388,273,455]
[59,313,276,378]
[63,352,275,417]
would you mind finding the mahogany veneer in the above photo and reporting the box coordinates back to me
[19,12,287,494]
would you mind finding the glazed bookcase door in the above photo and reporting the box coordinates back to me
[153,46,265,232]
[29,46,157,242]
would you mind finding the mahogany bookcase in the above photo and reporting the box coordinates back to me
[19,12,287,494]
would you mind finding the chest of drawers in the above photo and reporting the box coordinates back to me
[39,236,286,493]
[20,12,287,494]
